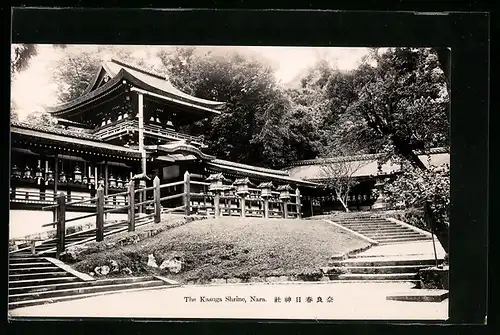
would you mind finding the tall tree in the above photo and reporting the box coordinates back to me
[327,48,449,170]
[52,51,102,103]
[11,44,38,74]
[158,48,303,167]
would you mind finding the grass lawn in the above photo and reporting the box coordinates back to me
[71,217,370,283]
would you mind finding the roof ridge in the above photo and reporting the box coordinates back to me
[212,159,289,176]
[110,58,166,81]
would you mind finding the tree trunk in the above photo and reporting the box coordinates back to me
[335,190,349,212]
[392,135,428,171]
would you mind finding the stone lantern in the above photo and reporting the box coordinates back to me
[88,173,95,189]
[12,165,21,179]
[277,184,293,201]
[98,174,104,187]
[116,176,124,189]
[206,173,231,217]
[24,165,33,179]
[74,165,82,183]
[232,178,255,197]
[371,177,388,210]
[257,181,274,198]
[233,178,256,218]
[46,169,54,182]
[109,174,117,188]
[257,182,274,218]
[206,173,230,192]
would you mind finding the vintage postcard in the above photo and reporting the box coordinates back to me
[8,42,451,320]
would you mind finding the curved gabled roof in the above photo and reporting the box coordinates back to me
[48,58,226,116]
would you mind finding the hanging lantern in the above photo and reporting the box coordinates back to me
[59,170,67,183]
[233,178,255,197]
[257,182,274,198]
[117,176,123,188]
[277,184,293,200]
[109,174,117,188]
[24,165,33,179]
[46,169,54,182]
[12,165,21,179]
[206,173,230,192]
[74,165,82,183]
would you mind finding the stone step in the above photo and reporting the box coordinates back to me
[338,273,419,281]
[328,279,420,285]
[9,276,80,288]
[9,271,70,280]
[342,265,430,274]
[335,257,440,267]
[9,257,47,263]
[8,276,159,295]
[365,230,422,237]
[9,262,56,269]
[372,233,427,240]
[386,290,449,302]
[9,284,170,309]
[341,224,400,230]
[9,280,166,303]
[9,266,62,274]
[375,236,431,243]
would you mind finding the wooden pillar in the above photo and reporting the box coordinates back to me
[94,166,98,187]
[53,154,59,222]
[104,161,109,219]
[96,185,104,242]
[128,181,136,232]
[154,176,161,223]
[184,171,191,216]
[295,188,302,219]
[55,192,66,259]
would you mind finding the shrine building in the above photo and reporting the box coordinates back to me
[10,58,321,236]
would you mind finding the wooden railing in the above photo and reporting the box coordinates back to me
[14,171,304,260]
[94,119,205,145]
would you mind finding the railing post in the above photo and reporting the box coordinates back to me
[295,188,302,219]
[263,198,269,219]
[214,192,220,217]
[184,171,191,216]
[241,196,246,218]
[96,185,104,242]
[154,176,161,223]
[55,192,66,259]
[128,181,135,232]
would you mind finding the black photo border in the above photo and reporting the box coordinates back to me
[4,6,490,332]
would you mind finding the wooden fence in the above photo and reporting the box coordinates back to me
[20,171,303,259]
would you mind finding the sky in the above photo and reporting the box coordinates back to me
[11,45,370,120]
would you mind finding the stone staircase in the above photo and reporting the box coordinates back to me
[330,255,441,284]
[335,215,431,245]
[8,255,174,310]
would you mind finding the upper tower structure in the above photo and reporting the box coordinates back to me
[47,58,226,148]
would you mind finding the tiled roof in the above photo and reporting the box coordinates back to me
[287,147,449,167]
[11,121,97,141]
[211,159,290,176]
[286,149,450,181]
[11,126,141,158]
